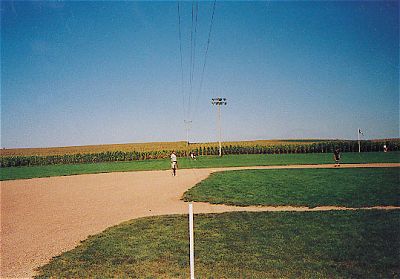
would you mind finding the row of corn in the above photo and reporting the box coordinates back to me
[0,140,398,168]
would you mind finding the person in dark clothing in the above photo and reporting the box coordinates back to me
[333,148,340,167]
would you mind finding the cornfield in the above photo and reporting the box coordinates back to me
[0,140,323,157]
[1,139,398,168]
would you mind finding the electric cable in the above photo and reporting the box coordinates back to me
[191,0,217,121]
[177,2,187,120]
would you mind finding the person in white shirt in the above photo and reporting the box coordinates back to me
[171,151,178,176]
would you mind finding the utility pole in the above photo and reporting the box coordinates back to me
[212,97,227,157]
[184,120,192,146]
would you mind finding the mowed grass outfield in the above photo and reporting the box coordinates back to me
[183,168,400,208]
[34,167,400,278]
[35,210,400,278]
[1,151,399,180]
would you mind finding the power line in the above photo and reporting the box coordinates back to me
[189,2,199,119]
[199,0,216,96]
[189,1,194,114]
[192,2,199,93]
[191,0,217,120]
[177,2,186,120]
[177,1,217,143]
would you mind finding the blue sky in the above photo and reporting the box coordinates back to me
[1,1,399,148]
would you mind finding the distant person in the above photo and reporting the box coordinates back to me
[333,148,340,167]
[383,144,388,152]
[171,151,178,176]
[190,152,196,160]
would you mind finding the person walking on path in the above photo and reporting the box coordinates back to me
[171,151,178,176]
[333,148,341,167]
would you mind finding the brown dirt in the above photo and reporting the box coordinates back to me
[1,163,399,278]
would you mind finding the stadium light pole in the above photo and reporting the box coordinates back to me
[212,97,227,157]
[358,128,363,153]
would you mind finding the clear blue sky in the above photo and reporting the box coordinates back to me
[1,1,399,148]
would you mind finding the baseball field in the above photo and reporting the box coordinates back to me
[1,150,399,278]
[3,1,399,278]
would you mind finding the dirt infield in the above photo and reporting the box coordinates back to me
[1,163,399,278]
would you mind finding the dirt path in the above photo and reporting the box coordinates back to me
[1,163,399,278]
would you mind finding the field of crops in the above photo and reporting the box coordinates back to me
[1,139,398,168]
[0,140,326,157]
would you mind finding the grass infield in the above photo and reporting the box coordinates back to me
[34,210,400,278]
[183,168,400,208]
[1,152,399,180]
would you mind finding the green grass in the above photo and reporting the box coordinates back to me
[183,168,400,208]
[1,152,399,181]
[35,210,400,278]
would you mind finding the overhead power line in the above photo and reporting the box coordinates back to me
[177,2,186,120]
[189,2,199,117]
[191,2,199,102]
[189,2,194,114]
[177,1,217,143]
[191,0,217,120]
